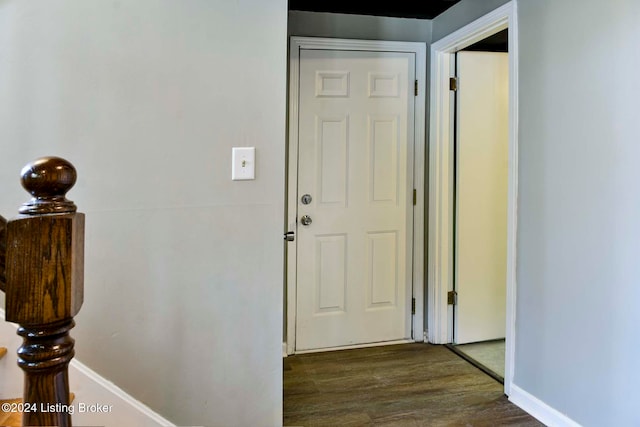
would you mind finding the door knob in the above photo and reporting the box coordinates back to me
[301,194,312,205]
[300,215,312,226]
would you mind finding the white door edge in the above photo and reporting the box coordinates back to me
[286,37,427,355]
[427,1,519,396]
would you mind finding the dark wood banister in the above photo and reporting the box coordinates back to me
[0,214,6,292]
[0,157,84,427]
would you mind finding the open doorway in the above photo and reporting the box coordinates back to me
[427,2,518,395]
[448,30,509,382]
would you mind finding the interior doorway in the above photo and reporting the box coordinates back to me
[449,31,509,381]
[427,2,518,395]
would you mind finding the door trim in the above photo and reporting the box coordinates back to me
[287,37,427,355]
[427,2,518,395]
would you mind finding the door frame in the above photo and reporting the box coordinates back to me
[427,2,518,394]
[286,37,427,355]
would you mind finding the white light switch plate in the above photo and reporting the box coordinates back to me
[232,147,255,180]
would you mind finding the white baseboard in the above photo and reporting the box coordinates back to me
[509,383,582,427]
[0,309,176,426]
[282,342,288,358]
[69,359,176,426]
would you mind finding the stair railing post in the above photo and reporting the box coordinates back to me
[0,214,6,292]
[4,157,84,427]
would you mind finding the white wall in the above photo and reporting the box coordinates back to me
[516,0,640,425]
[0,1,287,426]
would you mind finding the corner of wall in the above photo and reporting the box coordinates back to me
[0,309,175,426]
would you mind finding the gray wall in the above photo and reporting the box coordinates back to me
[516,0,640,425]
[431,0,510,42]
[289,11,432,42]
[0,1,286,426]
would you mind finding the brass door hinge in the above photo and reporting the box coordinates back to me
[411,297,416,314]
[447,290,457,305]
[449,77,458,91]
[413,189,417,206]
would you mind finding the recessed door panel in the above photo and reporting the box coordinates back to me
[314,234,347,314]
[317,116,349,206]
[367,231,398,309]
[369,116,399,204]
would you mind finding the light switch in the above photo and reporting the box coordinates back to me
[232,147,255,180]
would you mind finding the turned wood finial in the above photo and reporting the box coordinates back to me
[19,156,77,214]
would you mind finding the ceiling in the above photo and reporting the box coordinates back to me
[288,0,462,20]
[464,29,508,52]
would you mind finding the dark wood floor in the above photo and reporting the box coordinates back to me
[284,343,544,426]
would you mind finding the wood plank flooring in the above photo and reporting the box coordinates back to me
[284,343,543,426]
[0,397,22,427]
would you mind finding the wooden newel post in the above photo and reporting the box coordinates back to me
[0,214,6,291]
[5,157,84,427]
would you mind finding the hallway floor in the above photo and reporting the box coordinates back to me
[284,343,542,426]
[453,339,506,380]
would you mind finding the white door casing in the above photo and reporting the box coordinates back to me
[287,38,426,354]
[428,1,518,395]
[454,51,508,344]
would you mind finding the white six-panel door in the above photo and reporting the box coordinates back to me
[295,49,415,351]
[454,51,509,344]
